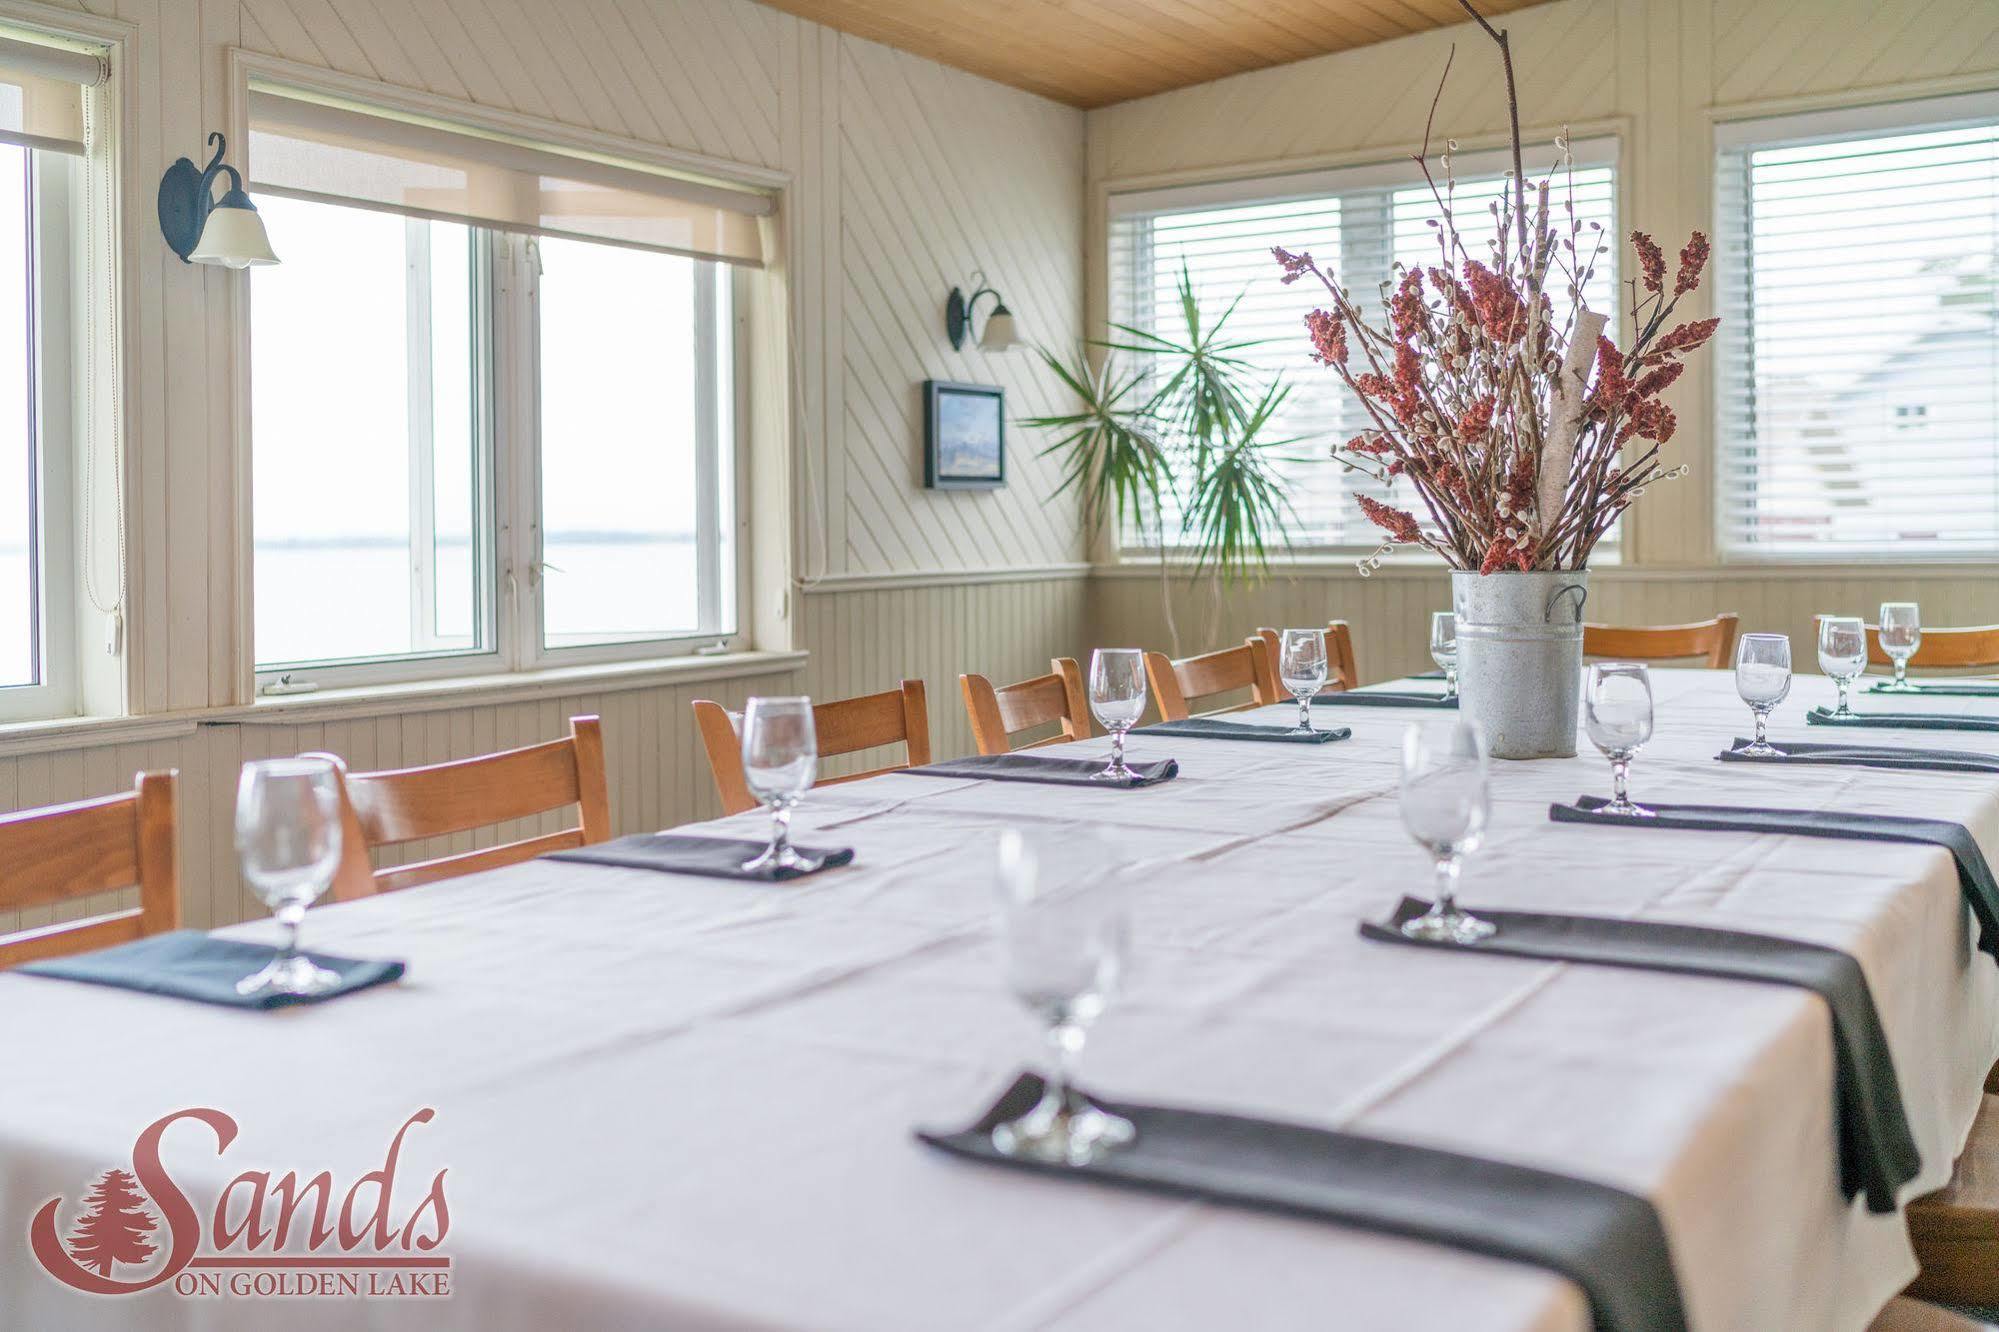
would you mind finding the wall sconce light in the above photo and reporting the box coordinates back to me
[945,270,1018,351]
[157,132,279,269]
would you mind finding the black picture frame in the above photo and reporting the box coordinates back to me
[923,380,1006,490]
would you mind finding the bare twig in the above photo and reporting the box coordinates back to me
[1453,0,1528,258]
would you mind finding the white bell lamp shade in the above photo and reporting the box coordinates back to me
[979,305,1019,352]
[188,194,279,269]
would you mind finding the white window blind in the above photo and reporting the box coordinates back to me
[1109,141,1617,550]
[0,34,103,156]
[1716,92,1999,559]
[247,84,774,267]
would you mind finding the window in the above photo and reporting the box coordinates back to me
[0,38,108,723]
[246,83,767,688]
[1108,141,1617,552]
[1716,92,1999,559]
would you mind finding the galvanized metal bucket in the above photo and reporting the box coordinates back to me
[1451,570,1590,760]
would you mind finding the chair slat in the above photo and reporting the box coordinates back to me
[1867,623,1999,670]
[1256,622,1361,692]
[0,772,180,968]
[695,683,931,814]
[962,659,1089,755]
[1145,642,1279,721]
[323,717,609,899]
[1584,614,1739,668]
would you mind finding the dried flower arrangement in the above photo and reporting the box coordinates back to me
[1273,1,1717,576]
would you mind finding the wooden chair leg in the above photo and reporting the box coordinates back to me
[1906,1094,1999,1307]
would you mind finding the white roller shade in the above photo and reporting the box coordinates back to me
[1108,140,1617,550]
[247,85,774,266]
[1715,91,1999,559]
[0,34,108,156]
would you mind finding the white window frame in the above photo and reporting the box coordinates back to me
[251,217,749,694]
[1713,89,1999,564]
[1104,136,1621,562]
[0,145,79,724]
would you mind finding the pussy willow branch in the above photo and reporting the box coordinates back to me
[1454,0,1529,259]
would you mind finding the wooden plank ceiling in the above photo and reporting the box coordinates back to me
[753,0,1555,108]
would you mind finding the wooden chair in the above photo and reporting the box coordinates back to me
[1906,1093,1999,1308]
[1144,641,1282,722]
[1255,621,1360,693]
[962,659,1090,756]
[1583,614,1740,668]
[320,716,611,899]
[1867,623,1999,671]
[0,772,179,968]
[693,681,932,816]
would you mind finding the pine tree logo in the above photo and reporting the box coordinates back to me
[63,1169,158,1277]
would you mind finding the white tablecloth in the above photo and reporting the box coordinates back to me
[3,669,1997,1331]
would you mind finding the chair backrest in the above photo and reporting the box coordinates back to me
[0,772,179,968]
[1583,614,1740,668]
[1144,641,1280,722]
[693,681,932,816]
[1256,621,1360,693]
[962,659,1090,755]
[1866,623,1999,670]
[321,716,611,899]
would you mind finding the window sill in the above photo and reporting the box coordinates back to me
[225,649,809,725]
[0,650,809,758]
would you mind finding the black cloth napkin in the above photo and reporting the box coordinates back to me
[1718,738,1999,775]
[1136,718,1349,744]
[1807,707,1999,733]
[18,931,405,1010]
[548,832,854,881]
[920,1071,1688,1332]
[1312,690,1459,709]
[897,754,1178,788]
[1361,897,1919,1214]
[1868,681,1999,698]
[1549,796,1999,964]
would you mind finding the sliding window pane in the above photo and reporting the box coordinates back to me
[250,195,487,669]
[0,145,32,688]
[537,236,728,648]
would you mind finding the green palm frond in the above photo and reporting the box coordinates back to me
[1182,382,1300,583]
[1020,346,1173,538]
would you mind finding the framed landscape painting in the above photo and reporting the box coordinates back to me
[923,380,1005,490]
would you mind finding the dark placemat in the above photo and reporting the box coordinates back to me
[1549,796,1999,964]
[18,931,405,1010]
[1718,739,1999,775]
[1807,707,1999,733]
[1312,690,1458,709]
[1136,718,1349,744]
[897,754,1178,789]
[1362,897,1917,1213]
[921,1071,1687,1332]
[1867,681,1999,698]
[548,832,854,881]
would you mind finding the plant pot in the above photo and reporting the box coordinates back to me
[1451,569,1590,760]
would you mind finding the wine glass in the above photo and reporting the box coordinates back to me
[988,828,1135,1166]
[1878,602,1921,691]
[1734,633,1791,757]
[740,696,824,874]
[1088,649,1148,781]
[1279,628,1328,732]
[1430,611,1459,697]
[234,757,345,997]
[1585,662,1654,817]
[1397,719,1494,943]
[1817,616,1867,718]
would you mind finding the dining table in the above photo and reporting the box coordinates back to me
[2,667,1997,1331]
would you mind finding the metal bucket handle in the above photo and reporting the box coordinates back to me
[1544,582,1588,624]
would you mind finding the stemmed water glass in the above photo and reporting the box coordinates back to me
[1279,628,1328,732]
[740,696,824,874]
[1585,663,1655,817]
[1734,633,1791,757]
[1398,719,1494,943]
[1430,611,1459,697]
[235,757,346,998]
[988,828,1135,1166]
[1817,616,1867,718]
[1878,602,1921,691]
[1088,649,1148,781]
